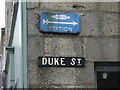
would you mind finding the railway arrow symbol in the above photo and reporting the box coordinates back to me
[43,19,78,25]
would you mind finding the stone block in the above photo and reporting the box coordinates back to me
[44,36,83,57]
[80,12,99,36]
[39,2,119,13]
[27,35,44,60]
[79,12,118,36]
[28,59,38,71]
[27,2,39,9]
[28,60,39,85]
[83,37,118,61]
[40,2,98,12]
[27,10,42,36]
[37,67,76,85]
[76,61,95,85]
[98,2,119,13]
[99,13,118,36]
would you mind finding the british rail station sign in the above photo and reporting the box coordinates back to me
[38,57,85,67]
[40,12,80,33]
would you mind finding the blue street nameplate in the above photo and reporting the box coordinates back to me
[40,12,80,34]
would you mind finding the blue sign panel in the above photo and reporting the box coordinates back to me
[40,12,80,33]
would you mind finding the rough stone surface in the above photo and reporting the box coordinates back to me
[27,10,41,36]
[28,60,39,85]
[38,67,76,85]
[83,37,118,61]
[39,2,119,13]
[80,12,118,36]
[44,36,83,57]
[98,2,119,13]
[76,61,95,88]
[80,12,99,36]
[40,2,98,12]
[27,35,44,60]
[27,2,39,9]
[97,13,118,36]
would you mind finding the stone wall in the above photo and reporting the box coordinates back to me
[27,2,119,88]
